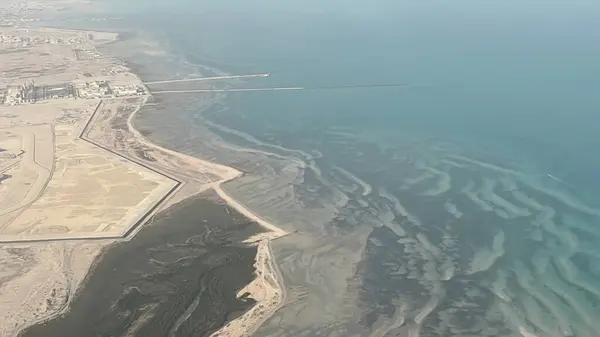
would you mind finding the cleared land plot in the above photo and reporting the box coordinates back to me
[0,122,177,241]
[0,126,53,232]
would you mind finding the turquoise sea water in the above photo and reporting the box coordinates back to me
[78,1,600,336]
[130,0,600,200]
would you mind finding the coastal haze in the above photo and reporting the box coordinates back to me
[1,0,599,337]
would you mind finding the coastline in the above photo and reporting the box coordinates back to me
[124,86,291,335]
[125,73,289,337]
[88,30,291,336]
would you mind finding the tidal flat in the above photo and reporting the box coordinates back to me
[20,192,263,337]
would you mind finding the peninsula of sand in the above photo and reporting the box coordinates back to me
[0,16,287,337]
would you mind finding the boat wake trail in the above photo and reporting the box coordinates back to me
[547,173,577,189]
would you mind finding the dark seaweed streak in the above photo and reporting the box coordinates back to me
[21,194,263,337]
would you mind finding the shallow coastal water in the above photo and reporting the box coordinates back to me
[44,0,600,336]
[139,2,600,336]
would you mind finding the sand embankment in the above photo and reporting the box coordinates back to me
[124,77,289,335]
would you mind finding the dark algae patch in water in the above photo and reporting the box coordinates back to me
[20,193,263,337]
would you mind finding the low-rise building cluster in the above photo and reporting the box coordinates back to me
[75,81,112,99]
[0,1,53,25]
[0,33,85,47]
[76,81,146,99]
[1,80,146,105]
[111,85,146,97]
